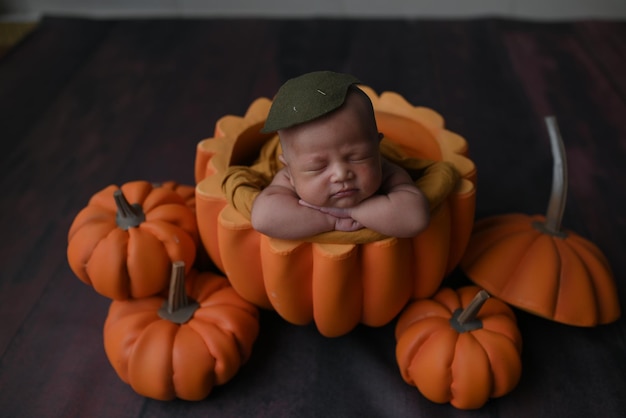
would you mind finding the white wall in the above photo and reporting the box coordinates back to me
[2,0,626,20]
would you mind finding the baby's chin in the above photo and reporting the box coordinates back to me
[325,195,366,209]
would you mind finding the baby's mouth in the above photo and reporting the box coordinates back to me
[332,188,358,198]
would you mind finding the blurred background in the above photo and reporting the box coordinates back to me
[2,0,624,57]
[1,0,626,21]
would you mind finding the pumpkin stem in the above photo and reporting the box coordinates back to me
[114,189,146,230]
[450,289,490,333]
[158,261,199,324]
[535,116,568,238]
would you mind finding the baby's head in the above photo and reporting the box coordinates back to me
[262,71,383,208]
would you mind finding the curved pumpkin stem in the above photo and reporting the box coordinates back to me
[114,189,146,230]
[158,261,199,324]
[450,289,490,333]
[536,116,568,238]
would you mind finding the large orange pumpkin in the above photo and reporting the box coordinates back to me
[460,117,620,326]
[67,180,198,300]
[395,286,522,410]
[194,87,477,337]
[103,261,259,401]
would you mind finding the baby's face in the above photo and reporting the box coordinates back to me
[279,91,382,209]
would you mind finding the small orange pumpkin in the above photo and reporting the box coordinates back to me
[103,261,260,401]
[395,286,522,410]
[67,180,198,300]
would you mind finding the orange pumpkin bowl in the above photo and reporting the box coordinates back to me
[194,87,476,337]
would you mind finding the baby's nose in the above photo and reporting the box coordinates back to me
[331,163,353,182]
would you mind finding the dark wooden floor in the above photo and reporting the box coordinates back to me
[1,16,625,418]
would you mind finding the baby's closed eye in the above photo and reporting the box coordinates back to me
[302,164,327,173]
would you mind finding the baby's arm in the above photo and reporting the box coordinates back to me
[251,170,362,239]
[312,161,429,238]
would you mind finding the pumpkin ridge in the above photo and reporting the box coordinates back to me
[478,305,518,325]
[189,308,258,363]
[470,328,522,398]
[190,306,259,360]
[88,185,122,209]
[195,285,245,307]
[145,204,198,237]
[474,319,523,354]
[397,316,451,369]
[551,238,600,325]
[415,323,455,359]
[196,295,261,321]
[125,228,171,298]
[499,231,553,297]
[449,333,492,409]
[462,227,538,275]
[110,307,160,330]
[170,325,216,400]
[465,230,542,296]
[67,221,117,283]
[67,207,115,240]
[432,287,462,311]
[187,321,241,385]
[141,186,186,212]
[138,221,197,272]
[567,233,610,262]
[566,234,612,274]
[191,313,254,362]
[88,228,132,299]
[127,320,178,399]
[119,181,154,206]
[107,298,163,325]
[411,327,458,403]
[395,300,452,337]
[103,312,148,381]
[564,238,620,324]
[503,234,562,318]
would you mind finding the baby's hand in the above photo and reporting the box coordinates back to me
[334,217,363,232]
[298,200,352,218]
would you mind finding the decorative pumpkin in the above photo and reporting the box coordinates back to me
[153,180,215,271]
[194,87,477,337]
[460,117,620,326]
[103,261,260,401]
[67,180,198,300]
[155,180,196,212]
[395,286,522,410]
